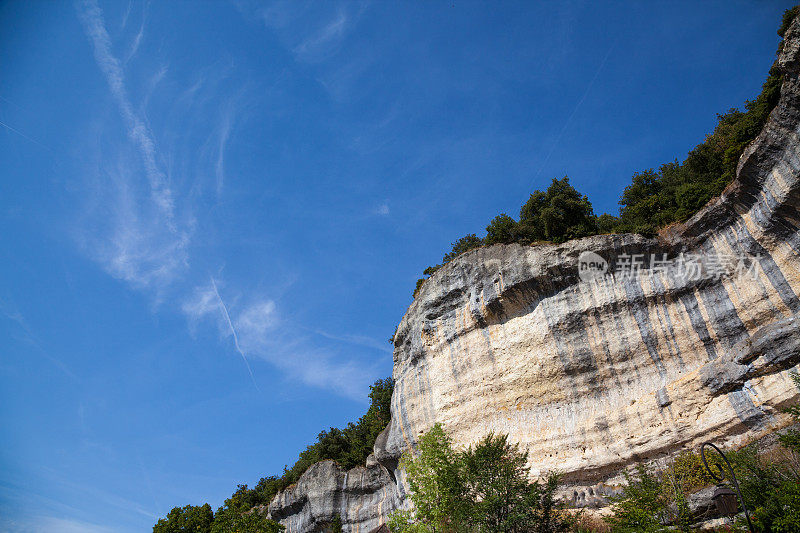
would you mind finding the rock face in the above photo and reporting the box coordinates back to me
[267,18,800,532]
[266,457,402,533]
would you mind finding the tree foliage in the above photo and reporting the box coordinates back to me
[614,60,783,235]
[779,5,799,37]
[154,504,214,533]
[739,370,800,532]
[779,371,800,452]
[396,424,464,532]
[604,466,666,533]
[518,177,598,244]
[211,485,283,533]
[413,6,797,297]
[484,214,519,245]
[389,424,572,533]
[442,234,483,263]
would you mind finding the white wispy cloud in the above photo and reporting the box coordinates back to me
[183,280,378,400]
[0,299,77,379]
[375,202,390,216]
[18,516,116,533]
[292,9,349,62]
[237,309,379,401]
[76,0,378,401]
[120,0,132,30]
[78,0,176,221]
[253,2,366,65]
[235,299,279,346]
[0,471,154,532]
[75,160,190,293]
[76,0,191,293]
[209,277,260,390]
[123,9,146,64]
[215,111,232,195]
[139,63,169,114]
[313,329,392,353]
[181,282,220,323]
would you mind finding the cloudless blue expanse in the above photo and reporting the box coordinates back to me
[0,1,795,531]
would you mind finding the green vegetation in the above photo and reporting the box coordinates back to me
[153,378,393,532]
[389,424,573,533]
[518,177,598,244]
[780,6,799,38]
[602,452,720,533]
[604,371,800,533]
[153,504,215,533]
[278,376,394,487]
[604,466,667,533]
[740,371,800,532]
[413,6,797,298]
[210,484,284,533]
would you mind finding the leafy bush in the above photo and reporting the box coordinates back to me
[442,234,483,263]
[614,63,783,235]
[518,177,598,244]
[485,213,520,245]
[730,372,800,532]
[270,378,394,490]
[392,424,465,532]
[389,424,573,533]
[779,6,799,37]
[211,485,283,533]
[153,504,214,533]
[604,466,667,533]
[779,371,800,452]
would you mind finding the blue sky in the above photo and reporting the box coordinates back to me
[0,1,794,531]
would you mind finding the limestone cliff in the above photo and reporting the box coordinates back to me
[265,458,401,533]
[267,17,800,532]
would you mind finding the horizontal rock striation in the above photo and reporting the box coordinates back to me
[267,17,800,531]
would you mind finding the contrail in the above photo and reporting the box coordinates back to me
[210,277,260,391]
[532,40,617,184]
[0,119,52,152]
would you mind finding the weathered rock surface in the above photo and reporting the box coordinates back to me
[267,18,800,532]
[686,486,718,523]
[265,459,402,533]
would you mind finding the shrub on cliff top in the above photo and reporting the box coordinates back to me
[153,504,214,533]
[413,6,797,296]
